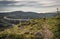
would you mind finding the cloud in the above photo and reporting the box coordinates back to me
[0,0,60,13]
[0,0,60,7]
[0,1,17,5]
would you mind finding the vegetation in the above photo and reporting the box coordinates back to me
[0,15,60,39]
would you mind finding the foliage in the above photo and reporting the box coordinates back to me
[0,17,60,39]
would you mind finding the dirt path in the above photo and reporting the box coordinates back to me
[42,21,54,39]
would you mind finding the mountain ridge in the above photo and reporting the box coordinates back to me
[0,11,59,18]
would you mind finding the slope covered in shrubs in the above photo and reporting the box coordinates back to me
[0,17,60,39]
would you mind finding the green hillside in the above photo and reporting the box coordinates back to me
[0,17,60,39]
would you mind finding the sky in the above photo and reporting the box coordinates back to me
[0,0,60,13]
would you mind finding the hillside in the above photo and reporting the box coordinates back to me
[0,11,59,28]
[0,16,60,39]
[0,11,60,39]
[0,11,59,19]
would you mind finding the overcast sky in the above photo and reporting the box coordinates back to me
[0,0,60,13]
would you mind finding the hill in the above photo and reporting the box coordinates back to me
[0,11,59,19]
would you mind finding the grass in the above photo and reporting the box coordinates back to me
[0,16,60,39]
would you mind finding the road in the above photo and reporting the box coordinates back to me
[3,16,32,21]
[42,20,54,39]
